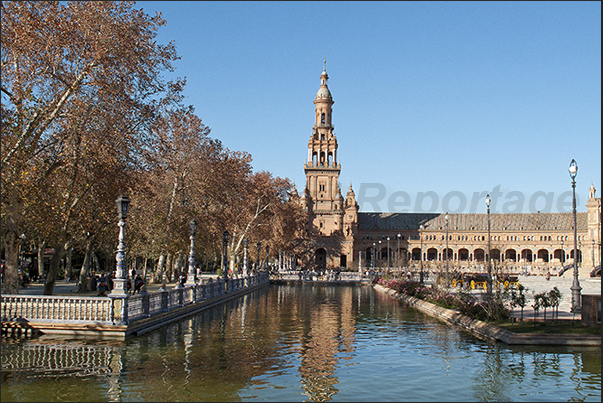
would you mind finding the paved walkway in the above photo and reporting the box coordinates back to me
[445,275,601,320]
[503,275,600,320]
[4,274,222,297]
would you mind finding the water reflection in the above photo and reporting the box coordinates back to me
[471,345,602,402]
[1,284,601,402]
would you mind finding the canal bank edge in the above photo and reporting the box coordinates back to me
[372,284,601,346]
[126,281,269,337]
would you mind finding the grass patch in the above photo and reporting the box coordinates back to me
[496,320,601,335]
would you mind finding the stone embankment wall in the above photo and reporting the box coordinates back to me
[372,284,600,346]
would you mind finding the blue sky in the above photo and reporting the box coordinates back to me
[137,1,601,214]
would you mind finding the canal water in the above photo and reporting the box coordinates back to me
[1,283,601,402]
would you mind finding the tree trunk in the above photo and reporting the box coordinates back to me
[43,240,66,295]
[77,241,94,293]
[2,194,23,294]
[143,257,148,282]
[3,230,21,294]
[155,253,165,283]
[36,239,47,282]
[174,252,182,278]
[166,252,173,282]
[92,252,100,273]
[65,243,73,281]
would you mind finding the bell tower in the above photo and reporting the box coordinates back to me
[302,59,344,236]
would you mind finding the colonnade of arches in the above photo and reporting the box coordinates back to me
[311,245,585,271]
[362,246,583,265]
[311,150,335,167]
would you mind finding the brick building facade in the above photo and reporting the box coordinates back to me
[296,64,601,278]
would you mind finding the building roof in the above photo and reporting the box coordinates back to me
[357,212,588,232]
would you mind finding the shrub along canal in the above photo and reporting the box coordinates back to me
[1,283,601,402]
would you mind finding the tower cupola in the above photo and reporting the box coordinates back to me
[315,59,332,102]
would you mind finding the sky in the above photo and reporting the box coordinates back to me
[136,1,601,214]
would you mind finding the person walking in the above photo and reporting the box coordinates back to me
[134,275,144,293]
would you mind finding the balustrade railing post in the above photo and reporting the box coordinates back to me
[189,284,195,304]
[110,296,129,326]
[178,288,184,307]
[161,288,169,312]
[207,278,213,299]
[143,293,150,317]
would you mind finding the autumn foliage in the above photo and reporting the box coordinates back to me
[1,1,306,294]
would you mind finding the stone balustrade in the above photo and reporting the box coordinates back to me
[1,295,114,324]
[1,272,269,338]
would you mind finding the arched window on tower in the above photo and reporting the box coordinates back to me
[321,113,325,125]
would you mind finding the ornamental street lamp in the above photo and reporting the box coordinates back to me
[387,236,390,269]
[265,245,270,272]
[185,218,197,287]
[420,224,424,284]
[222,230,230,288]
[243,238,249,276]
[569,159,582,314]
[110,194,130,296]
[372,243,376,269]
[397,234,401,270]
[445,213,449,287]
[19,233,26,270]
[486,195,492,296]
[279,249,282,271]
[256,242,261,273]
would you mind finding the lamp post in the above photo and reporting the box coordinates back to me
[592,239,596,269]
[19,233,26,270]
[486,195,492,296]
[256,242,261,273]
[397,234,401,268]
[569,159,582,314]
[185,219,197,287]
[372,243,376,269]
[222,230,230,288]
[110,194,130,296]
[445,212,449,287]
[419,224,424,283]
[243,238,249,276]
[265,245,270,272]
[387,236,390,270]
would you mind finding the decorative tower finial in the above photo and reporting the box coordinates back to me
[323,56,326,73]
